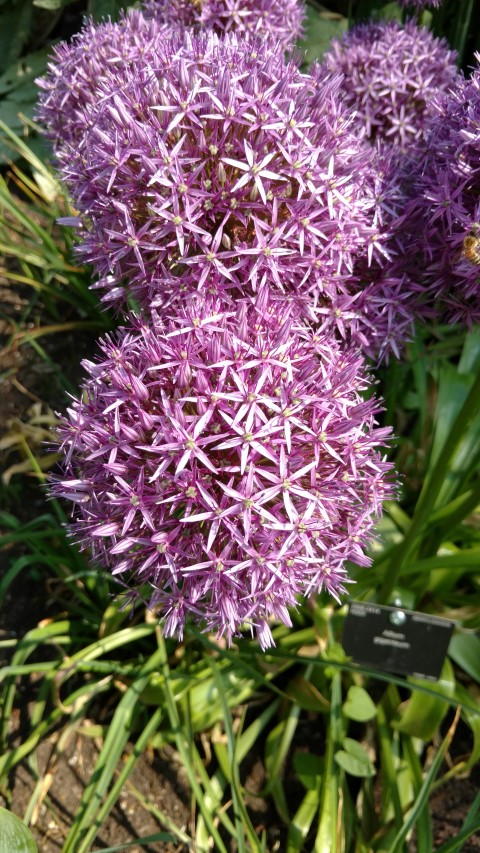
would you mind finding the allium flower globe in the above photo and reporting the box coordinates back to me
[37,0,304,154]
[322,21,458,149]
[398,0,441,9]
[401,63,480,325]
[327,144,427,361]
[51,296,394,647]
[36,10,169,152]
[142,0,305,50]
[39,30,412,358]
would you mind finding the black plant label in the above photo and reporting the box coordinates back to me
[342,601,455,681]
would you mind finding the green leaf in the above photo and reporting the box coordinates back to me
[389,711,458,853]
[286,674,330,712]
[449,633,480,683]
[353,0,401,22]
[458,326,480,374]
[0,99,37,162]
[0,2,32,74]
[428,364,480,507]
[293,752,323,791]
[287,788,322,853]
[33,0,74,8]
[455,683,480,771]
[301,6,347,66]
[429,364,471,466]
[264,720,295,822]
[85,834,177,853]
[393,660,455,741]
[343,685,377,722]
[87,0,126,21]
[316,673,343,850]
[0,808,37,853]
[334,738,375,778]
[0,49,51,96]
[0,48,49,163]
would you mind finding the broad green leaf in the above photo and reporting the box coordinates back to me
[141,665,259,731]
[0,2,32,74]
[0,49,51,96]
[428,364,480,507]
[33,0,75,8]
[301,6,347,66]
[0,97,37,161]
[458,326,480,374]
[352,1,401,22]
[393,659,455,741]
[455,683,480,771]
[0,808,37,853]
[0,100,24,127]
[293,752,323,791]
[334,739,375,778]
[449,633,480,683]
[286,674,330,712]
[88,0,127,21]
[343,686,377,722]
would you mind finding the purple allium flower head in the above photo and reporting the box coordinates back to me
[400,63,480,326]
[341,143,426,361]
[42,29,414,358]
[36,0,303,154]
[141,0,305,51]
[36,10,169,152]
[141,0,198,29]
[51,293,394,647]
[398,0,441,9]
[322,20,458,150]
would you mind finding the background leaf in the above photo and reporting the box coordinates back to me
[449,633,480,683]
[334,738,375,778]
[301,5,347,65]
[343,685,377,722]
[0,808,37,853]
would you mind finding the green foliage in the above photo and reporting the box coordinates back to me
[0,1,479,851]
[301,4,347,65]
[0,808,37,853]
[334,738,376,778]
[0,0,138,161]
[343,685,377,722]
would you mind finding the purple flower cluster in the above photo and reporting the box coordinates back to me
[142,0,304,50]
[39,27,419,358]
[398,0,442,9]
[36,0,304,153]
[37,3,404,644]
[401,64,480,325]
[36,10,168,152]
[52,295,393,647]
[322,20,458,150]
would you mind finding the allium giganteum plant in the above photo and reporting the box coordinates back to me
[400,62,480,326]
[51,295,393,647]
[322,20,458,150]
[38,22,418,358]
[37,0,476,646]
[142,0,305,48]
